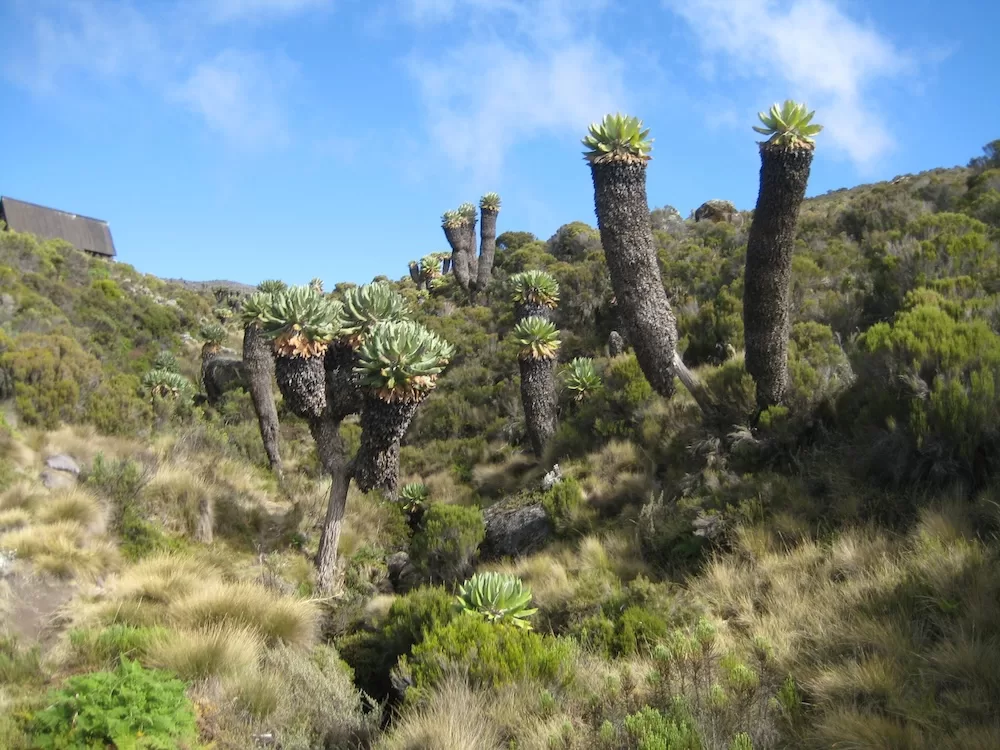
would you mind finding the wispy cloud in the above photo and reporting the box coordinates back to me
[4,0,320,148]
[402,0,627,179]
[663,0,914,168]
[170,50,297,148]
[4,0,163,93]
[200,0,333,23]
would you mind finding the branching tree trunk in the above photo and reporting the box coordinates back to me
[476,205,499,293]
[243,323,283,477]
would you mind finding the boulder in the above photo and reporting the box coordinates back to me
[45,454,81,476]
[608,330,627,357]
[203,356,248,406]
[387,551,421,594]
[40,468,76,490]
[480,501,554,561]
[694,199,743,226]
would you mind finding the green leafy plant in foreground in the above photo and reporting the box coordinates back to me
[455,571,538,629]
[30,658,198,750]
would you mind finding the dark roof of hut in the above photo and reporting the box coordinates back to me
[0,196,116,257]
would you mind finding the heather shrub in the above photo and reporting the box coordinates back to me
[409,504,485,584]
[399,615,574,695]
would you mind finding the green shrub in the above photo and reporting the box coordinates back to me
[29,659,198,750]
[786,322,853,411]
[623,705,703,750]
[401,615,574,693]
[540,477,583,533]
[337,586,457,700]
[84,373,153,436]
[409,504,485,584]
[0,333,101,428]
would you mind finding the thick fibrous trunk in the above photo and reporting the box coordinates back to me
[354,396,419,496]
[514,302,552,322]
[743,143,813,411]
[519,356,557,457]
[200,345,220,391]
[443,224,470,290]
[408,261,422,287]
[590,159,677,397]
[309,416,352,593]
[673,350,715,415]
[476,208,498,293]
[243,324,282,476]
[324,342,363,421]
[275,354,327,419]
[464,217,479,287]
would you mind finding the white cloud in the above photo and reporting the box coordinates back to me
[5,0,162,93]
[663,0,913,168]
[201,0,333,23]
[402,0,627,178]
[170,50,296,148]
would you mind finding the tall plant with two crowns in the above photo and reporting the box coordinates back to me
[583,114,678,398]
[354,320,455,494]
[441,210,472,291]
[744,100,822,412]
[513,316,561,457]
[508,270,559,322]
[240,287,285,476]
[457,202,479,284]
[475,193,501,293]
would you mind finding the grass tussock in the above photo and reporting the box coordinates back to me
[691,501,1000,745]
[35,488,104,528]
[0,520,116,579]
[171,580,320,648]
[149,623,263,681]
[0,483,44,513]
[377,676,505,750]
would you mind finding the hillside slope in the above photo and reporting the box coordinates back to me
[1,141,1000,749]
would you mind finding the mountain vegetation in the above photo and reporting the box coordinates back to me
[1,119,999,748]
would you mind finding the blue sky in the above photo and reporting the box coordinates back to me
[1,0,997,287]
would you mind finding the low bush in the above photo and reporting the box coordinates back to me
[29,658,199,749]
[409,504,485,584]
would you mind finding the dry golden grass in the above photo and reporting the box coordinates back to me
[149,623,263,680]
[566,440,652,510]
[0,508,31,531]
[0,520,118,579]
[690,501,1000,746]
[171,580,320,648]
[28,425,137,466]
[0,483,44,513]
[378,676,505,750]
[142,467,215,534]
[36,488,104,529]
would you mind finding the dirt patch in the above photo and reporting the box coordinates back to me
[0,564,77,647]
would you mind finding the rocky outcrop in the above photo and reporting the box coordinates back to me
[203,357,248,406]
[387,551,421,594]
[480,500,554,561]
[40,453,81,489]
[694,199,743,226]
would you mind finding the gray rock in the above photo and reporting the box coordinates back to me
[40,469,75,489]
[203,356,248,406]
[0,550,15,578]
[694,199,743,226]
[480,501,553,561]
[45,454,81,475]
[387,551,420,594]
